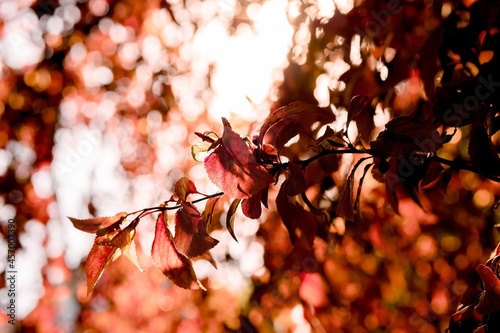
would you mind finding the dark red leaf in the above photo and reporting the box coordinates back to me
[151,213,203,290]
[336,168,355,221]
[276,181,316,247]
[205,118,274,199]
[85,243,118,295]
[475,264,500,314]
[174,202,219,258]
[346,95,369,131]
[174,177,199,201]
[284,162,308,196]
[242,192,262,219]
[226,198,242,242]
[258,101,335,150]
[468,123,500,177]
[370,116,443,156]
[68,212,127,234]
[318,154,340,174]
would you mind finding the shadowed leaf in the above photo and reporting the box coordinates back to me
[284,162,308,196]
[226,198,242,242]
[242,192,262,219]
[151,213,204,290]
[468,123,500,177]
[276,181,316,247]
[174,202,219,258]
[258,101,335,151]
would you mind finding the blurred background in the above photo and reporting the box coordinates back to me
[1,0,499,332]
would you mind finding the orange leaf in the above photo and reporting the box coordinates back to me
[174,177,199,201]
[68,212,127,234]
[85,243,118,295]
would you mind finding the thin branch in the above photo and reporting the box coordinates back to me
[431,155,500,182]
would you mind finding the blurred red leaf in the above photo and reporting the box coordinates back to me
[205,118,273,199]
[174,202,219,257]
[299,272,329,308]
[151,213,203,290]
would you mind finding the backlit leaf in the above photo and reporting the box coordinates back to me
[121,240,144,272]
[226,198,242,242]
[336,168,355,221]
[346,95,369,131]
[205,118,273,199]
[151,213,203,290]
[174,177,199,201]
[258,101,335,150]
[95,222,136,248]
[191,131,219,162]
[85,243,118,295]
[174,202,219,257]
[68,212,128,234]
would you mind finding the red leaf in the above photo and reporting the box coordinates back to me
[174,202,219,257]
[68,212,127,234]
[205,118,273,199]
[276,181,316,247]
[346,95,369,131]
[370,116,443,156]
[336,169,355,221]
[468,123,500,177]
[226,198,242,242]
[284,162,307,196]
[258,101,335,150]
[151,213,203,290]
[95,222,136,248]
[242,192,262,219]
[85,243,118,295]
[476,264,500,294]
[174,177,199,201]
[202,196,221,232]
[475,264,500,314]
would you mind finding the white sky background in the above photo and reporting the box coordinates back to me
[0,0,353,324]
